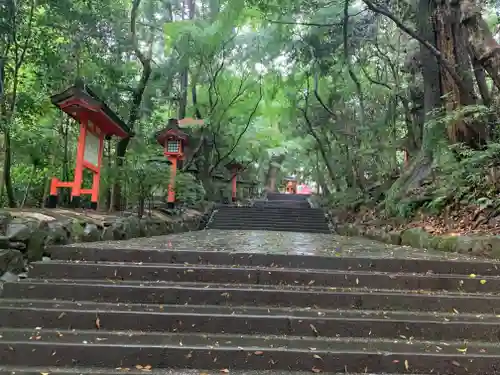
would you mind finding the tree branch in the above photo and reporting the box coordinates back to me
[127,0,152,130]
[15,0,36,71]
[343,0,365,127]
[266,10,366,27]
[209,82,263,174]
[361,0,470,94]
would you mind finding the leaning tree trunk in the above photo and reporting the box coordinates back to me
[461,0,500,91]
[435,0,485,147]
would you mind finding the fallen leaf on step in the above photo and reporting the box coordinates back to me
[480,279,487,284]
[220,369,230,373]
[311,367,322,373]
[309,324,319,336]
[404,360,409,371]
[57,312,66,319]
[469,274,476,279]
[95,316,100,329]
[254,351,263,355]
[313,354,322,360]
[40,373,49,375]
[457,347,467,354]
[136,365,144,369]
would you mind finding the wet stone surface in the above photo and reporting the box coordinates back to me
[69,229,485,261]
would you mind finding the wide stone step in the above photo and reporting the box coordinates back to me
[216,207,320,212]
[206,225,330,233]
[4,280,500,313]
[266,193,309,201]
[210,215,327,222]
[208,223,329,232]
[209,216,327,222]
[27,261,500,293]
[207,222,329,230]
[0,367,391,375]
[212,210,326,216]
[0,328,497,373]
[48,247,500,275]
[2,299,500,341]
[252,203,311,208]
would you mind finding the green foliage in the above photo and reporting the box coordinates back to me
[2,0,497,216]
[175,173,206,206]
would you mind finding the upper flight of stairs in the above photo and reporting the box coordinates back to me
[207,193,331,233]
[2,245,500,373]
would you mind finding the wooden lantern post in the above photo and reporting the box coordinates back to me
[225,161,244,202]
[284,176,298,194]
[155,118,203,208]
[47,80,130,209]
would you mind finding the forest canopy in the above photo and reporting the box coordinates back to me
[1,0,500,218]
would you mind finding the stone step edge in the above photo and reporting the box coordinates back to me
[0,327,497,355]
[205,228,331,233]
[0,367,433,375]
[3,303,500,327]
[207,222,329,226]
[52,246,500,266]
[11,278,500,297]
[2,299,494,322]
[0,366,392,375]
[29,260,500,281]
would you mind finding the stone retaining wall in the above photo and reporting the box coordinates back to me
[335,222,500,258]
[0,205,213,281]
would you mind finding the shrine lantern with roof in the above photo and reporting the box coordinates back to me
[155,119,189,208]
[284,176,298,194]
[225,161,244,202]
[154,117,204,208]
[47,79,131,209]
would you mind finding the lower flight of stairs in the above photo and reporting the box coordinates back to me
[1,245,500,373]
[207,194,330,233]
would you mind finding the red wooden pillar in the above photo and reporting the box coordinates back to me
[231,171,237,201]
[47,81,130,209]
[226,161,244,203]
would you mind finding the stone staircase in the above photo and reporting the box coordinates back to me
[1,245,500,373]
[207,193,330,233]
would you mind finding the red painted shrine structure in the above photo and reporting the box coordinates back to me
[47,80,130,209]
[155,118,204,208]
[225,161,244,202]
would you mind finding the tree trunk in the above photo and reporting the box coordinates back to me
[436,0,485,148]
[417,0,442,153]
[112,0,152,210]
[265,155,285,192]
[461,0,500,91]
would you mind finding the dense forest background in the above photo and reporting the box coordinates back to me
[1,0,500,221]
